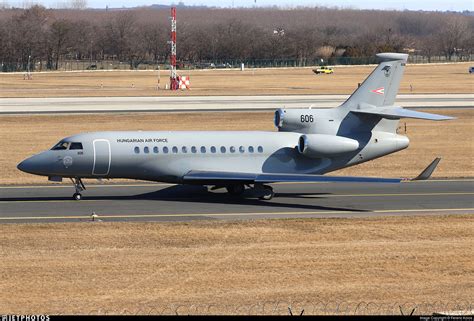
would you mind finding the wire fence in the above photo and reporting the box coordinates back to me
[2,54,473,73]
[57,300,474,315]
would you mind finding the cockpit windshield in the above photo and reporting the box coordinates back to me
[51,141,70,150]
[51,141,83,150]
[70,142,83,150]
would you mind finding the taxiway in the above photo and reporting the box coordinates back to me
[0,180,472,223]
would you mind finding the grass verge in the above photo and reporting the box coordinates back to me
[0,215,472,314]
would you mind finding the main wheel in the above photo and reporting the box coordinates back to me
[73,193,82,201]
[226,184,245,196]
[259,186,274,200]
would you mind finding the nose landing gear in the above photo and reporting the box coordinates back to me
[70,177,86,200]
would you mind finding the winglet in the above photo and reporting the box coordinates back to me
[412,158,441,181]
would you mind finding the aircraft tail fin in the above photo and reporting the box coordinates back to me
[341,53,408,110]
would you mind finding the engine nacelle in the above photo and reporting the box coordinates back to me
[298,134,359,158]
[274,108,316,132]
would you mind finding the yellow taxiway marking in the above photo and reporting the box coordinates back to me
[0,192,472,204]
[309,192,474,198]
[0,183,174,189]
[0,208,472,221]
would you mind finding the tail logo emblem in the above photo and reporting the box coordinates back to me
[371,87,385,95]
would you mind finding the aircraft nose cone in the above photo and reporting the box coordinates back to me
[17,158,32,173]
[17,156,39,174]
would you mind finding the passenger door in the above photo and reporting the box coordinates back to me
[92,139,111,176]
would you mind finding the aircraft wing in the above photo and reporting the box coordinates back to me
[182,158,441,185]
[182,170,402,185]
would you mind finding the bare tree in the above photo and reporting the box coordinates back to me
[0,5,472,71]
[9,5,50,70]
[439,16,469,60]
[419,35,439,62]
[103,11,136,61]
[139,22,167,63]
[49,19,72,69]
[316,46,335,60]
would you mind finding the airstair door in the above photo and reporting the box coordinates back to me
[92,139,111,176]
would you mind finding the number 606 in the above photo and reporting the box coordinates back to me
[300,115,314,123]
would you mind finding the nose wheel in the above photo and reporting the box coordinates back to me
[70,177,86,200]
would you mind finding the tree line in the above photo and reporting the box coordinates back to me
[0,5,473,71]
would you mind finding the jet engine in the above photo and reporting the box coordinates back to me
[298,134,359,158]
[274,108,316,132]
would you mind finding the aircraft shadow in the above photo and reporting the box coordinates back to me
[1,185,368,213]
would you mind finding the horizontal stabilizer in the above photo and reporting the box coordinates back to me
[183,170,401,184]
[352,107,454,121]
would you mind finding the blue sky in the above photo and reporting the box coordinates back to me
[7,0,474,11]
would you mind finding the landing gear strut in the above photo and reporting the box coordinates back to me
[214,183,274,200]
[70,177,86,200]
[226,184,245,196]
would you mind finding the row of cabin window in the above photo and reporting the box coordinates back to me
[134,145,264,154]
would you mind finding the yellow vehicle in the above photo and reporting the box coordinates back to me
[313,66,334,74]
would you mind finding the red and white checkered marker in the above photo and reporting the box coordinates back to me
[179,76,190,90]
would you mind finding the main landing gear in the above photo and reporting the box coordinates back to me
[224,183,275,200]
[256,184,275,200]
[70,177,86,200]
[226,184,245,196]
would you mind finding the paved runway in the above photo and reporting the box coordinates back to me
[1,94,472,114]
[0,180,472,223]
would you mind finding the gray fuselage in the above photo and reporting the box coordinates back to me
[18,114,409,184]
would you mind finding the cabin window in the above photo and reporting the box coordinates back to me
[248,146,254,153]
[153,146,159,153]
[163,146,169,154]
[134,147,140,154]
[69,142,83,150]
[51,141,70,150]
[182,146,188,153]
[191,146,197,153]
[239,146,245,153]
[220,146,226,153]
[200,146,206,153]
[230,146,236,153]
[172,146,178,153]
[258,146,263,153]
[144,146,149,154]
[211,146,216,153]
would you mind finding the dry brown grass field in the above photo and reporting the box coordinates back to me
[1,62,473,98]
[0,109,471,185]
[0,215,472,314]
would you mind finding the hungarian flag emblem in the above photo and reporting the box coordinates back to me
[371,87,384,95]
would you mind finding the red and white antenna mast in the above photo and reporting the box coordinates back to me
[169,7,178,90]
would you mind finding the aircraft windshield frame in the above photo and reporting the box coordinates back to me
[51,141,70,150]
